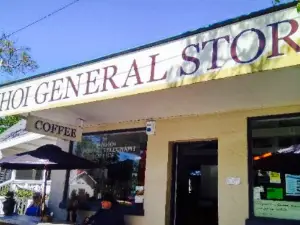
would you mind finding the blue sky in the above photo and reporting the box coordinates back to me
[0,0,288,83]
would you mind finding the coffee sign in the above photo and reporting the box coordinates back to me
[26,115,82,141]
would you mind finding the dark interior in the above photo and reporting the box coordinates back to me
[172,141,218,225]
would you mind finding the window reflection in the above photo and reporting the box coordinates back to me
[67,130,147,211]
[250,115,300,220]
[15,170,43,180]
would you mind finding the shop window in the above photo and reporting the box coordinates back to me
[15,169,43,180]
[66,129,147,215]
[249,114,300,221]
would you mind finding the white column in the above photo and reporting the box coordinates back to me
[48,139,70,220]
[11,170,16,180]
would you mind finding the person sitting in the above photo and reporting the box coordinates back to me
[66,190,79,223]
[82,193,125,225]
[3,191,16,216]
[25,193,42,217]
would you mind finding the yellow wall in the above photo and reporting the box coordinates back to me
[84,105,300,225]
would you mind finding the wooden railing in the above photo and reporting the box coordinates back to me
[0,179,51,215]
[0,179,51,194]
[0,196,30,215]
[0,180,12,196]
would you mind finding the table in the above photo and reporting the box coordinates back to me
[0,215,71,225]
[0,215,39,225]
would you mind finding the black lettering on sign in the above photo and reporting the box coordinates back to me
[58,125,64,135]
[35,120,43,130]
[43,122,51,132]
[64,127,71,137]
[71,129,77,138]
[32,119,78,139]
[51,124,58,133]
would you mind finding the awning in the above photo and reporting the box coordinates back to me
[0,120,57,158]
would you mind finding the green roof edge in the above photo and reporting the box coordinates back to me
[0,1,297,88]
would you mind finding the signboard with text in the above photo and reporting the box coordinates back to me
[1,6,300,116]
[26,115,82,142]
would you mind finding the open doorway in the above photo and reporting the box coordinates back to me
[171,140,218,225]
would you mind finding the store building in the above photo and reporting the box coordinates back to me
[0,2,300,225]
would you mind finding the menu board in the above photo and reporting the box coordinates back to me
[254,200,300,220]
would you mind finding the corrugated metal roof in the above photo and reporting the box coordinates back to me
[0,119,28,143]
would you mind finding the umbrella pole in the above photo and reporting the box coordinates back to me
[41,169,48,218]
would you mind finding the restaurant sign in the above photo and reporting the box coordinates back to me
[0,7,300,116]
[26,115,82,141]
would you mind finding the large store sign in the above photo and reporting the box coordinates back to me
[0,7,300,116]
[26,115,82,141]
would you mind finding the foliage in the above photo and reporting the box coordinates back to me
[0,115,21,134]
[0,187,33,199]
[15,189,33,198]
[0,185,9,196]
[273,0,300,12]
[295,1,299,12]
[0,33,37,133]
[0,33,38,75]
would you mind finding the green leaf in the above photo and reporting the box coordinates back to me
[0,32,38,76]
[0,116,21,134]
[0,127,6,134]
[273,0,281,5]
[297,2,300,13]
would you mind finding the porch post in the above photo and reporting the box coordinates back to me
[47,139,70,220]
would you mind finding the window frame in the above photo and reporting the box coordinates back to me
[15,169,44,181]
[60,127,146,216]
[247,112,300,223]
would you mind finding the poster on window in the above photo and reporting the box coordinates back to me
[254,200,300,220]
[266,188,283,200]
[285,174,300,196]
[268,171,281,184]
[134,186,144,203]
[253,186,264,200]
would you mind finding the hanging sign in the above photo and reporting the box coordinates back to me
[26,115,82,142]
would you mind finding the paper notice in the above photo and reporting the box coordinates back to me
[268,171,281,184]
[135,186,144,203]
[267,188,283,200]
[254,187,262,200]
[254,200,300,220]
[286,174,300,196]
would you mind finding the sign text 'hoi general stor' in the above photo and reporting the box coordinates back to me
[0,7,300,116]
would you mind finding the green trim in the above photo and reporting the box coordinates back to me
[0,1,297,88]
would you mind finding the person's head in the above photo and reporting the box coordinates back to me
[33,192,42,205]
[70,190,77,199]
[101,193,116,210]
[5,191,14,199]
